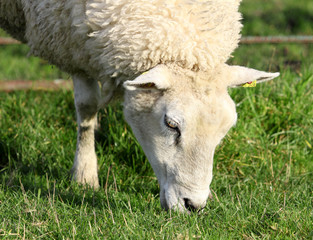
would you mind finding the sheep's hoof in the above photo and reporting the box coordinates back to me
[71,169,100,190]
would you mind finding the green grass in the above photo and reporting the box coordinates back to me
[0,30,68,81]
[0,44,68,81]
[0,0,313,239]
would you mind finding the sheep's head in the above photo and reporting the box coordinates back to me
[123,64,279,212]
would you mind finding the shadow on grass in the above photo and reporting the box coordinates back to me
[3,171,159,213]
[0,139,20,171]
[1,117,157,212]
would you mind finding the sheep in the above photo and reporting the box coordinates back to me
[0,0,279,212]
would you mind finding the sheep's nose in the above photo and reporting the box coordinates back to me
[183,198,205,212]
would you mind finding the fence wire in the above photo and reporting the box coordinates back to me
[1,36,313,45]
[240,36,313,44]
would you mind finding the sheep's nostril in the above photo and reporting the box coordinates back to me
[183,198,197,212]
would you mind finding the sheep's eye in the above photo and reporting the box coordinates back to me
[166,119,178,129]
[164,115,181,144]
[164,115,180,132]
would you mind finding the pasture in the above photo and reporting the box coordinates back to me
[0,0,312,238]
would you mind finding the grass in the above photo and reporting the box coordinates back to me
[0,30,68,81]
[0,0,313,239]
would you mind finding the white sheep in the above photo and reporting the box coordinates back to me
[0,0,279,212]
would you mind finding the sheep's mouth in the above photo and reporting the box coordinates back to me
[183,198,206,213]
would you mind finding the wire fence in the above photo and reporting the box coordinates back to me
[0,35,312,91]
[240,36,313,44]
[0,79,73,92]
[0,37,21,45]
[1,36,313,45]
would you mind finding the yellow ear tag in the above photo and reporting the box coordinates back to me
[242,80,257,88]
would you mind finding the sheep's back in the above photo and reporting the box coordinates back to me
[86,0,242,78]
[22,0,93,77]
[0,0,26,42]
[1,0,243,86]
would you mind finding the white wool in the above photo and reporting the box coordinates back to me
[0,1,26,42]
[86,0,242,77]
[1,0,242,82]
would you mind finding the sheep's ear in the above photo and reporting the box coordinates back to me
[123,65,171,91]
[227,65,280,88]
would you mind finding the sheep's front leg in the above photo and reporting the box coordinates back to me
[71,75,100,189]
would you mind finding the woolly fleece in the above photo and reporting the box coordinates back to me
[0,1,26,42]
[1,0,242,82]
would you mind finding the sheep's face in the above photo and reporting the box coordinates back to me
[123,65,279,212]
